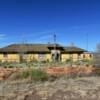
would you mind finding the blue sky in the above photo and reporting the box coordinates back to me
[0,0,100,51]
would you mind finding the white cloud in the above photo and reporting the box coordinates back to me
[0,34,6,40]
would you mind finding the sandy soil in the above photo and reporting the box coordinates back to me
[0,76,100,100]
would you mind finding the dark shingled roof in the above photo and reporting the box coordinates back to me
[64,46,87,53]
[0,44,86,53]
[0,44,50,53]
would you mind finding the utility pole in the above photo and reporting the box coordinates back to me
[53,33,58,62]
[86,33,89,51]
[54,33,56,50]
[21,33,27,44]
[19,33,27,63]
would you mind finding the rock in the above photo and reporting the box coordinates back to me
[24,89,42,100]
[47,90,82,100]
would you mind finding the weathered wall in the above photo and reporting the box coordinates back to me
[0,52,93,62]
[61,54,70,62]
[81,53,93,60]
[0,54,20,62]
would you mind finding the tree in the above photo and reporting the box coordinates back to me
[96,43,100,53]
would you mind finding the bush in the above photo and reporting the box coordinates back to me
[76,59,93,66]
[21,70,30,79]
[21,69,49,81]
[66,59,72,63]
[74,60,81,65]
[31,70,49,81]
[66,58,73,66]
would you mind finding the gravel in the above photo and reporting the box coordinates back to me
[0,76,100,100]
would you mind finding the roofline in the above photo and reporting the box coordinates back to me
[0,43,87,53]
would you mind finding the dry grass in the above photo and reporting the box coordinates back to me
[0,66,100,100]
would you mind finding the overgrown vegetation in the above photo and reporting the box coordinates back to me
[0,58,95,68]
[65,58,94,67]
[21,69,49,81]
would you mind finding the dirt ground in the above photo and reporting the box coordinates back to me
[0,66,94,80]
[0,75,100,100]
[0,67,100,100]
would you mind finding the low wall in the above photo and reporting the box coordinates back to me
[0,66,99,80]
[44,66,94,75]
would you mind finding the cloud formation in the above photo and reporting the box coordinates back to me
[0,34,6,40]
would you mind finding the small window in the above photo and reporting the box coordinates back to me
[69,54,73,58]
[23,54,27,59]
[90,54,92,58]
[38,53,45,60]
[83,54,85,58]
[78,54,81,56]
[3,53,8,58]
[78,54,81,59]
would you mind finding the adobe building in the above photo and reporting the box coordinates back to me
[0,43,93,62]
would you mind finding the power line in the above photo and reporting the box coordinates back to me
[54,33,56,44]
[86,33,89,51]
[53,33,57,50]
[20,33,27,44]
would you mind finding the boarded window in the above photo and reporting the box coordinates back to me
[83,54,85,58]
[38,54,46,61]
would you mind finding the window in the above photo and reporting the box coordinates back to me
[90,54,92,58]
[83,54,85,58]
[38,53,46,60]
[3,53,8,58]
[23,54,27,59]
[69,54,73,59]
[77,54,81,60]
[78,54,81,58]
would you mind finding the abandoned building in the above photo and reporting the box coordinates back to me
[0,43,93,62]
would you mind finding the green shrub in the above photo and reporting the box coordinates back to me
[81,59,93,66]
[30,70,48,81]
[21,70,30,78]
[21,69,49,81]
[74,60,81,65]
[66,58,73,63]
